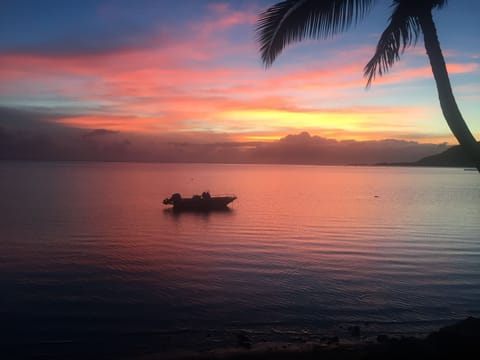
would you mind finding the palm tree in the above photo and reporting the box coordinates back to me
[257,0,480,172]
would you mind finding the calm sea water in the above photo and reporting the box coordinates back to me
[1,161,479,356]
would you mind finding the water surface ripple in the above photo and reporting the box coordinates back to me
[1,162,479,353]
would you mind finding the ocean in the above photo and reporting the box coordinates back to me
[1,161,479,357]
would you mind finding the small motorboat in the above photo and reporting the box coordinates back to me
[163,192,236,211]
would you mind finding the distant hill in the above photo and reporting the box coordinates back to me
[377,144,478,168]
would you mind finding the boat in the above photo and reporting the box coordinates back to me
[163,192,236,211]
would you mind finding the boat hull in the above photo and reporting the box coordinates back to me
[165,196,236,211]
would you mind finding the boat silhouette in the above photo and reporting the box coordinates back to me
[163,192,236,211]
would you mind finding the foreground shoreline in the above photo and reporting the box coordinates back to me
[157,317,480,360]
[6,317,478,359]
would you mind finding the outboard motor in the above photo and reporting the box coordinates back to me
[163,193,182,205]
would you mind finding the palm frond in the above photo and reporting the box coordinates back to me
[364,1,421,87]
[257,0,375,67]
[431,0,447,9]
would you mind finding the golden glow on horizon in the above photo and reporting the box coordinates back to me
[218,108,422,134]
[0,1,478,146]
[242,134,283,142]
[219,109,356,129]
[53,110,459,144]
[234,131,457,144]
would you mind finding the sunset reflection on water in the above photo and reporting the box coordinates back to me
[1,162,479,355]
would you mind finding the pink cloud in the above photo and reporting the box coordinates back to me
[0,45,447,136]
[1,5,478,144]
[202,2,257,32]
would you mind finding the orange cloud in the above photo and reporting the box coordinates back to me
[1,2,478,144]
[55,116,167,133]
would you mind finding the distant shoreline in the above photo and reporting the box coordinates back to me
[1,142,477,169]
[0,158,476,169]
[375,144,477,169]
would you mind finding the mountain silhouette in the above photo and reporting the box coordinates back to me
[377,144,478,168]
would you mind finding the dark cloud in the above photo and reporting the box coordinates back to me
[154,132,448,165]
[249,132,448,165]
[160,141,256,164]
[0,106,66,130]
[0,126,60,160]
[0,127,448,165]
[0,106,136,161]
[83,129,120,138]
[0,126,132,162]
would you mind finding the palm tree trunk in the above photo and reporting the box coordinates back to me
[419,11,480,172]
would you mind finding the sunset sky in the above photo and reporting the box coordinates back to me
[1,0,479,163]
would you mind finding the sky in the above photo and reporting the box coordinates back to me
[0,0,479,164]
